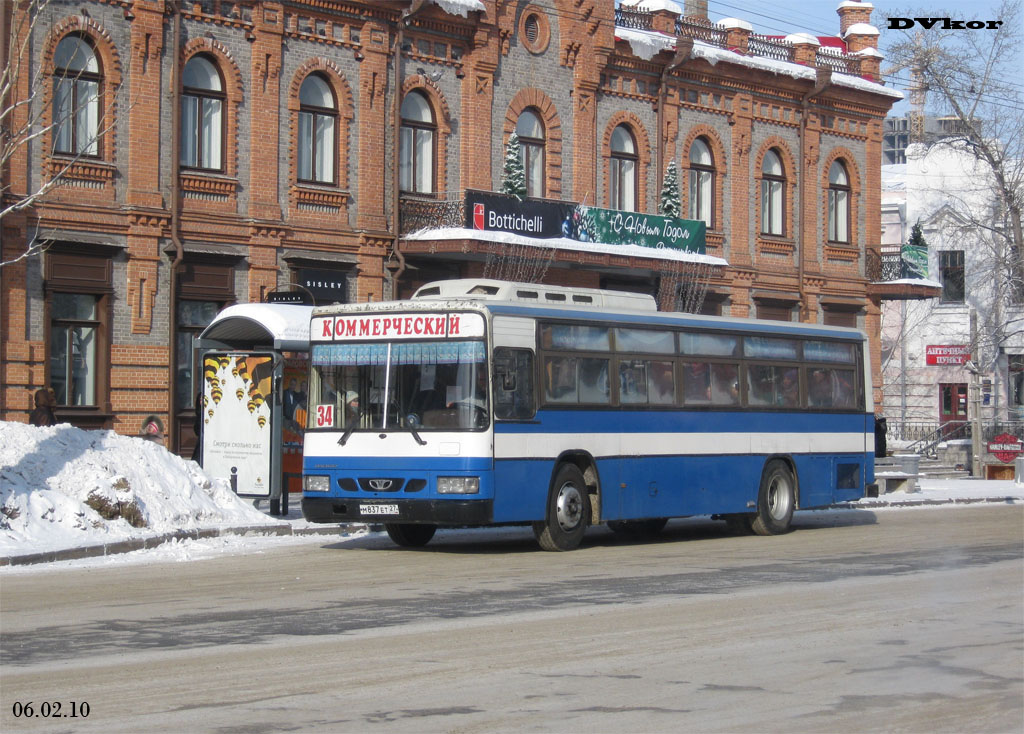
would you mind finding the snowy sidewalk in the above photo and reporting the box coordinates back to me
[2,422,1021,568]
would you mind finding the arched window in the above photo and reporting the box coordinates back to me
[180,55,224,171]
[399,91,435,193]
[52,35,101,156]
[516,109,545,198]
[828,160,850,243]
[609,125,637,211]
[760,149,785,236]
[688,137,714,227]
[298,74,336,184]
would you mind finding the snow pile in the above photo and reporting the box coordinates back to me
[0,421,276,556]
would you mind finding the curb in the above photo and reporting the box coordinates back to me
[2,498,1018,568]
[836,496,1021,509]
[0,522,355,568]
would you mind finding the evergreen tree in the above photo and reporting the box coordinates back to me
[501,133,527,200]
[908,221,927,249]
[659,160,680,217]
[901,221,929,279]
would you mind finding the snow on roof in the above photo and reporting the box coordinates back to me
[837,0,874,9]
[404,227,729,268]
[615,26,675,61]
[717,18,753,31]
[844,22,880,36]
[425,0,484,18]
[882,163,907,191]
[200,303,313,351]
[874,277,943,289]
[614,27,902,99]
[785,33,821,46]
[623,0,683,12]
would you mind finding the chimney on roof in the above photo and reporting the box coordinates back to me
[837,0,874,38]
[685,0,708,20]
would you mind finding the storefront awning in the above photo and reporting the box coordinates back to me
[197,304,313,352]
[404,227,728,267]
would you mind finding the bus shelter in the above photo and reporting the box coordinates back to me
[196,303,312,516]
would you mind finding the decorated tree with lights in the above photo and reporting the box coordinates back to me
[501,133,527,200]
[659,160,681,217]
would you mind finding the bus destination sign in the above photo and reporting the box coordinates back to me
[313,312,485,341]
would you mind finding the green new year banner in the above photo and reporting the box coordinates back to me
[581,206,706,254]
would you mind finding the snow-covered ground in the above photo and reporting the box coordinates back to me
[0,421,279,557]
[1,421,1020,573]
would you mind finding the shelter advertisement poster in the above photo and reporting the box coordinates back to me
[201,352,274,498]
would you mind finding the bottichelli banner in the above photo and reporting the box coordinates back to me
[465,190,706,254]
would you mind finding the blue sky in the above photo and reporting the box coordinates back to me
[702,1,1022,115]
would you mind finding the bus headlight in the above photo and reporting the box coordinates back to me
[304,475,330,492]
[437,476,480,494]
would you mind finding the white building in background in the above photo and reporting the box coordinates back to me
[880,139,1024,437]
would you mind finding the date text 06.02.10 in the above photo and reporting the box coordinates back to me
[12,701,90,719]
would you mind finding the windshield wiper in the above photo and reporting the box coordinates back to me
[338,424,356,446]
[405,423,427,445]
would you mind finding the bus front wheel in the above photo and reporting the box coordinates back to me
[751,460,796,536]
[385,523,437,547]
[533,464,590,551]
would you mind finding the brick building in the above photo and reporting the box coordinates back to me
[0,0,899,455]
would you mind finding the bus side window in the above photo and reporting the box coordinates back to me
[495,348,536,419]
[682,362,713,404]
[544,356,578,404]
[648,360,675,405]
[710,363,740,405]
[578,358,610,404]
[619,360,648,404]
[808,367,856,409]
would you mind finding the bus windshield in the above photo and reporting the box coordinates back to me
[309,340,488,431]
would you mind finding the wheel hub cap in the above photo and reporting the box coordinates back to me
[555,483,583,531]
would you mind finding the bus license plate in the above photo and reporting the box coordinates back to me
[360,503,399,516]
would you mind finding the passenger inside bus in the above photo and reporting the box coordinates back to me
[649,361,675,405]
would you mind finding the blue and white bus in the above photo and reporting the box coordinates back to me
[301,279,875,550]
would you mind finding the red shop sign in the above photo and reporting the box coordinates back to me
[987,433,1024,463]
[925,345,970,365]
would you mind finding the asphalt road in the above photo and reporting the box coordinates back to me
[1,505,1022,733]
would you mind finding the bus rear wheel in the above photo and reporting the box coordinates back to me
[385,523,437,547]
[533,464,590,551]
[751,460,796,536]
